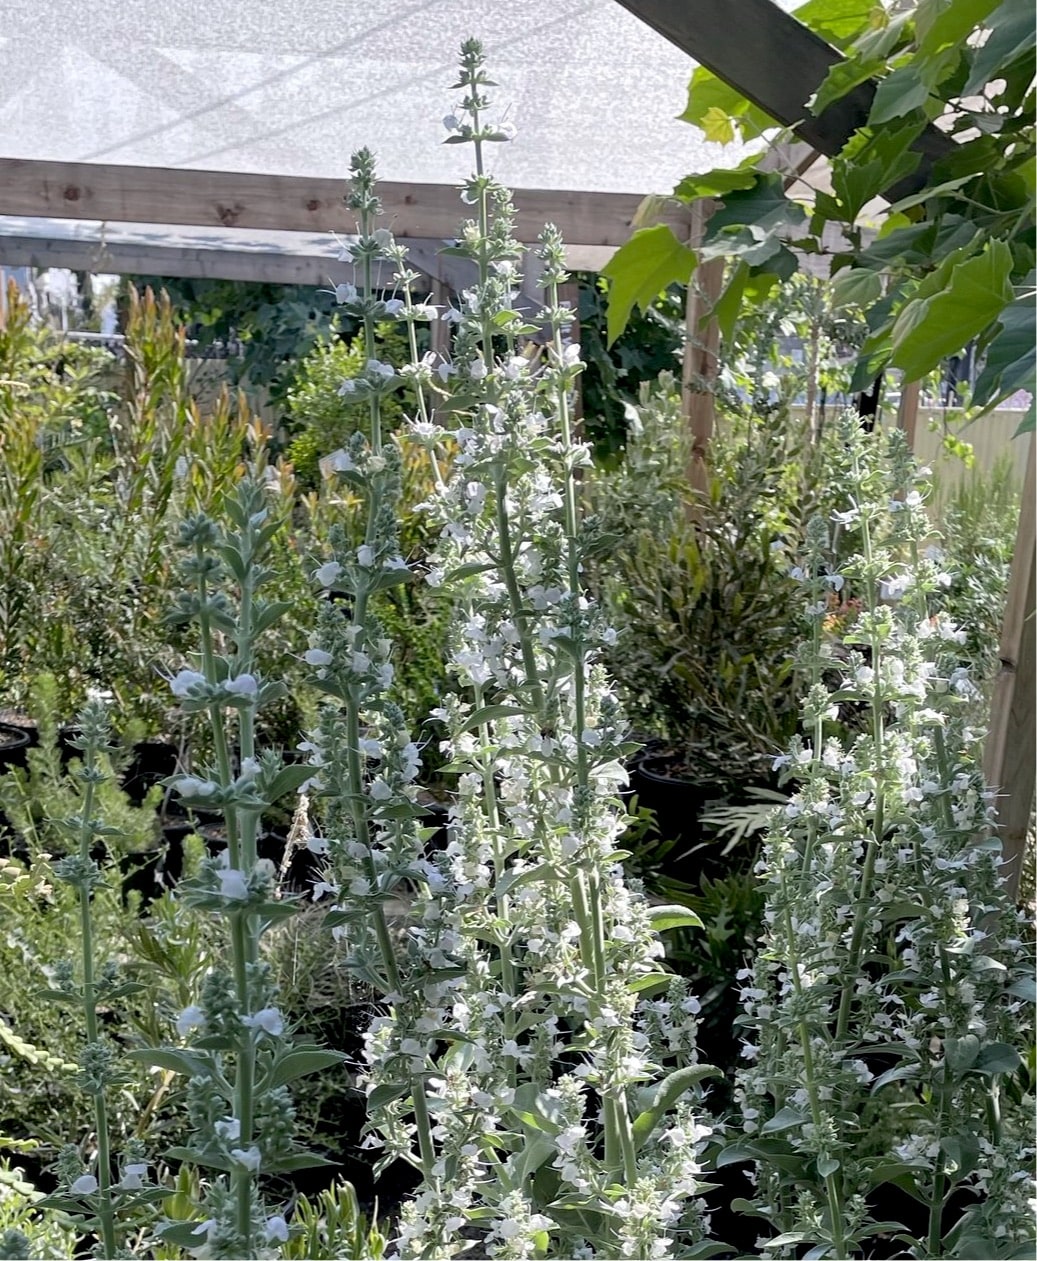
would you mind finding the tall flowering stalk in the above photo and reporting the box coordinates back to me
[33,702,160,1256]
[140,465,342,1259]
[308,42,715,1260]
[731,416,1035,1259]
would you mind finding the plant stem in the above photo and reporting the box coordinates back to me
[836,470,886,1042]
[545,262,636,1189]
[77,770,117,1261]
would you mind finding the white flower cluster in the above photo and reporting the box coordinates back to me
[308,45,713,1259]
[734,418,1035,1255]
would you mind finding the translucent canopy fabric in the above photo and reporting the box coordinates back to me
[0,0,768,195]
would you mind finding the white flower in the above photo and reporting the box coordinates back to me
[315,561,343,587]
[218,868,250,901]
[244,1007,284,1037]
[338,378,357,396]
[334,282,358,304]
[366,358,394,380]
[321,448,355,475]
[170,668,206,697]
[70,1175,98,1195]
[118,1162,148,1190]
[357,545,375,567]
[224,673,258,697]
[304,648,333,667]
[581,728,602,747]
[230,1146,262,1172]
[176,1005,206,1037]
[265,1216,290,1244]
[215,1117,241,1142]
[174,455,189,479]
[176,775,218,798]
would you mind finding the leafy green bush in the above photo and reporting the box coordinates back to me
[587,376,848,790]
[285,327,411,490]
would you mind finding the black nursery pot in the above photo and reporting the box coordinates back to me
[122,739,179,805]
[626,750,727,869]
[0,722,31,773]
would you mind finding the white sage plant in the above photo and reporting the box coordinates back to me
[306,40,717,1261]
[33,701,161,1258]
[142,469,343,1259]
[729,416,1035,1259]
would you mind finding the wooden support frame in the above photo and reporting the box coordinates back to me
[682,201,724,496]
[0,159,693,251]
[984,438,1036,899]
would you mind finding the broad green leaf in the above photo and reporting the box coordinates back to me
[678,68,778,139]
[831,268,884,309]
[125,1047,212,1079]
[264,1047,347,1090]
[704,174,807,241]
[816,1155,841,1177]
[265,762,318,804]
[963,0,1037,95]
[368,1080,409,1110]
[944,1033,982,1075]
[649,905,705,932]
[632,1064,722,1148]
[700,106,737,144]
[940,1132,981,1181]
[917,0,1001,56]
[265,1152,339,1173]
[812,57,886,116]
[871,1063,921,1092]
[870,66,931,124]
[971,298,1036,409]
[884,173,976,215]
[1006,974,1037,1002]
[674,156,762,203]
[166,1146,232,1173]
[761,1106,808,1134]
[794,0,876,48]
[712,261,750,342]
[158,1221,214,1250]
[602,226,697,346]
[458,704,529,734]
[626,971,675,994]
[889,239,1014,379]
[971,1042,1022,1075]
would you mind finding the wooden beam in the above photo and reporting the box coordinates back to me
[613,0,955,198]
[897,380,921,451]
[0,159,692,250]
[682,201,723,496]
[984,437,1036,899]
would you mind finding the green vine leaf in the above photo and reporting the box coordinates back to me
[601,227,697,347]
